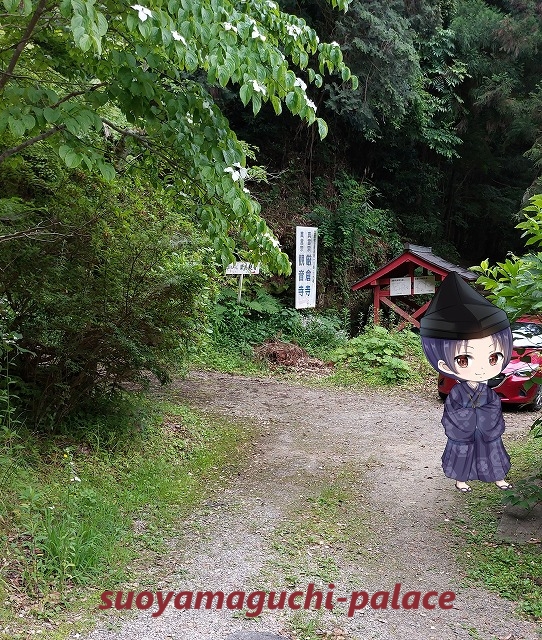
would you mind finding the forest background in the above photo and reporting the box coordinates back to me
[1,0,542,631]
[2,0,542,426]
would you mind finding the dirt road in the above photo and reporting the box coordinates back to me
[85,371,542,640]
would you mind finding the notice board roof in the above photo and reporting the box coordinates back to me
[351,243,477,291]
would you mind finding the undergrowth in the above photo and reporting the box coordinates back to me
[194,284,349,373]
[0,393,252,639]
[327,325,433,388]
[194,283,432,391]
[448,432,542,620]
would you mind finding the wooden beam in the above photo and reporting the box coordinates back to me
[380,296,429,330]
[396,300,431,330]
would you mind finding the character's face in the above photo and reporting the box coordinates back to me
[437,335,506,382]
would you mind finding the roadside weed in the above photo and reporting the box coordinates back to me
[0,395,253,638]
[448,435,542,619]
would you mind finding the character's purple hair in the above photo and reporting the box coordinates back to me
[421,327,513,380]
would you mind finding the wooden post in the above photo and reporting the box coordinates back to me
[237,274,244,303]
[373,284,380,324]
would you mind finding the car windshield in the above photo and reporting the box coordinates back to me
[511,321,542,348]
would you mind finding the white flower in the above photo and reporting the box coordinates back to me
[171,31,187,45]
[186,113,193,124]
[294,77,307,91]
[287,24,302,37]
[251,27,258,38]
[225,163,248,181]
[252,79,266,95]
[71,475,81,482]
[234,162,249,179]
[306,98,317,111]
[225,166,241,181]
[251,26,266,41]
[330,41,340,47]
[223,22,238,33]
[243,187,250,194]
[264,232,281,248]
[131,4,152,21]
[266,0,277,8]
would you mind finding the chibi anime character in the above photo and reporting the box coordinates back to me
[420,271,514,493]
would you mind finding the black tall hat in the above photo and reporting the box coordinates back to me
[420,271,510,340]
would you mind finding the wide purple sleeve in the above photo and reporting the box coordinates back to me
[441,384,505,443]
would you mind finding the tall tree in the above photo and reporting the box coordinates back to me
[437,0,542,260]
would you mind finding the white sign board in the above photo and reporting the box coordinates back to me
[295,226,318,309]
[413,276,435,294]
[225,261,260,275]
[390,277,411,296]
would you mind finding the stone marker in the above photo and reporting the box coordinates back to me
[225,633,289,640]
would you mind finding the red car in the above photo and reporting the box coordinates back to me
[437,318,542,410]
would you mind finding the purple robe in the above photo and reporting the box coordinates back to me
[441,381,511,482]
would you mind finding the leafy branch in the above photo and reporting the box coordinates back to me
[0,0,50,92]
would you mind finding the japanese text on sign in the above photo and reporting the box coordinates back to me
[390,277,411,296]
[225,262,260,275]
[413,276,435,294]
[295,226,318,309]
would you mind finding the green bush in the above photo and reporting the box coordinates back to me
[474,194,542,510]
[330,325,422,385]
[0,148,212,427]
[293,311,349,357]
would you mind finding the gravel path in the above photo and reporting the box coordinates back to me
[83,371,542,640]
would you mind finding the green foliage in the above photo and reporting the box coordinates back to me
[435,0,542,260]
[197,284,348,372]
[325,0,422,139]
[501,415,542,511]
[310,176,403,301]
[0,151,212,426]
[413,27,467,158]
[0,0,357,273]
[451,434,542,620]
[294,311,349,357]
[213,285,289,351]
[474,194,542,509]
[330,325,422,385]
[473,195,542,320]
[0,396,251,611]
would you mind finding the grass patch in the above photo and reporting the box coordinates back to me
[191,337,270,375]
[0,393,253,639]
[259,466,372,637]
[447,433,542,620]
[288,611,325,640]
[271,468,372,583]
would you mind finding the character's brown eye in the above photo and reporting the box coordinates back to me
[454,354,470,368]
[489,352,503,366]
